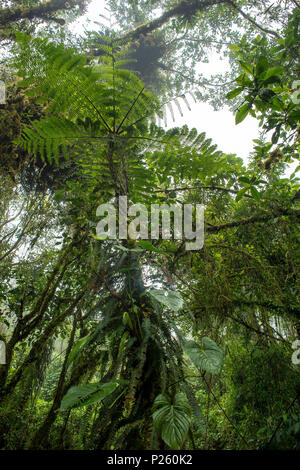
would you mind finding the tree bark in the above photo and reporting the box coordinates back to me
[0,0,88,27]
[119,0,230,42]
[28,310,79,449]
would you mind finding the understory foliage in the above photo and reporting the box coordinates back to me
[0,0,299,451]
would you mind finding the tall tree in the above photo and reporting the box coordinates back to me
[0,0,299,451]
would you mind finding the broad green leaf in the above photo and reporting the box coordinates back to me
[136,240,168,255]
[263,75,281,86]
[118,331,129,358]
[67,333,91,367]
[239,61,253,75]
[235,187,248,201]
[59,381,118,411]
[123,311,133,329]
[272,126,281,144]
[287,110,300,124]
[226,87,243,99]
[238,176,251,184]
[91,234,106,241]
[256,56,269,76]
[255,179,267,184]
[152,393,192,450]
[184,337,224,374]
[250,186,261,201]
[228,44,241,52]
[263,66,284,80]
[264,66,284,79]
[149,288,183,312]
[236,73,253,88]
[235,104,249,124]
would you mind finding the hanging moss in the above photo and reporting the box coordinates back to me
[0,82,82,192]
[0,82,43,180]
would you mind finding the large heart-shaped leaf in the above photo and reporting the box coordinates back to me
[59,381,118,411]
[149,288,183,312]
[152,393,192,450]
[184,337,224,374]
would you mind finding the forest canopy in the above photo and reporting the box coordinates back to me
[0,0,299,451]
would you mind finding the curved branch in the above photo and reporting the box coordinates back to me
[207,208,300,233]
[120,0,230,42]
[0,0,89,27]
[228,0,280,39]
[155,185,252,198]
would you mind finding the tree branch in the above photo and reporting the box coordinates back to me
[207,208,300,233]
[2,288,86,397]
[228,0,280,39]
[120,0,230,42]
[291,0,300,8]
[267,392,300,447]
[0,0,89,27]
[155,185,252,198]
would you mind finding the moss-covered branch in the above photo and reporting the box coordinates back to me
[0,0,88,27]
[207,208,300,233]
[120,0,230,42]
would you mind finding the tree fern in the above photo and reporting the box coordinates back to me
[13,33,231,202]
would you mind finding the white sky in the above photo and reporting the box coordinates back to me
[69,0,296,172]
[163,100,259,162]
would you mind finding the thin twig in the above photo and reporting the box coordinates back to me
[267,392,300,447]
[154,185,252,198]
[201,372,250,447]
[116,87,145,133]
[228,0,280,39]
[64,74,112,133]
